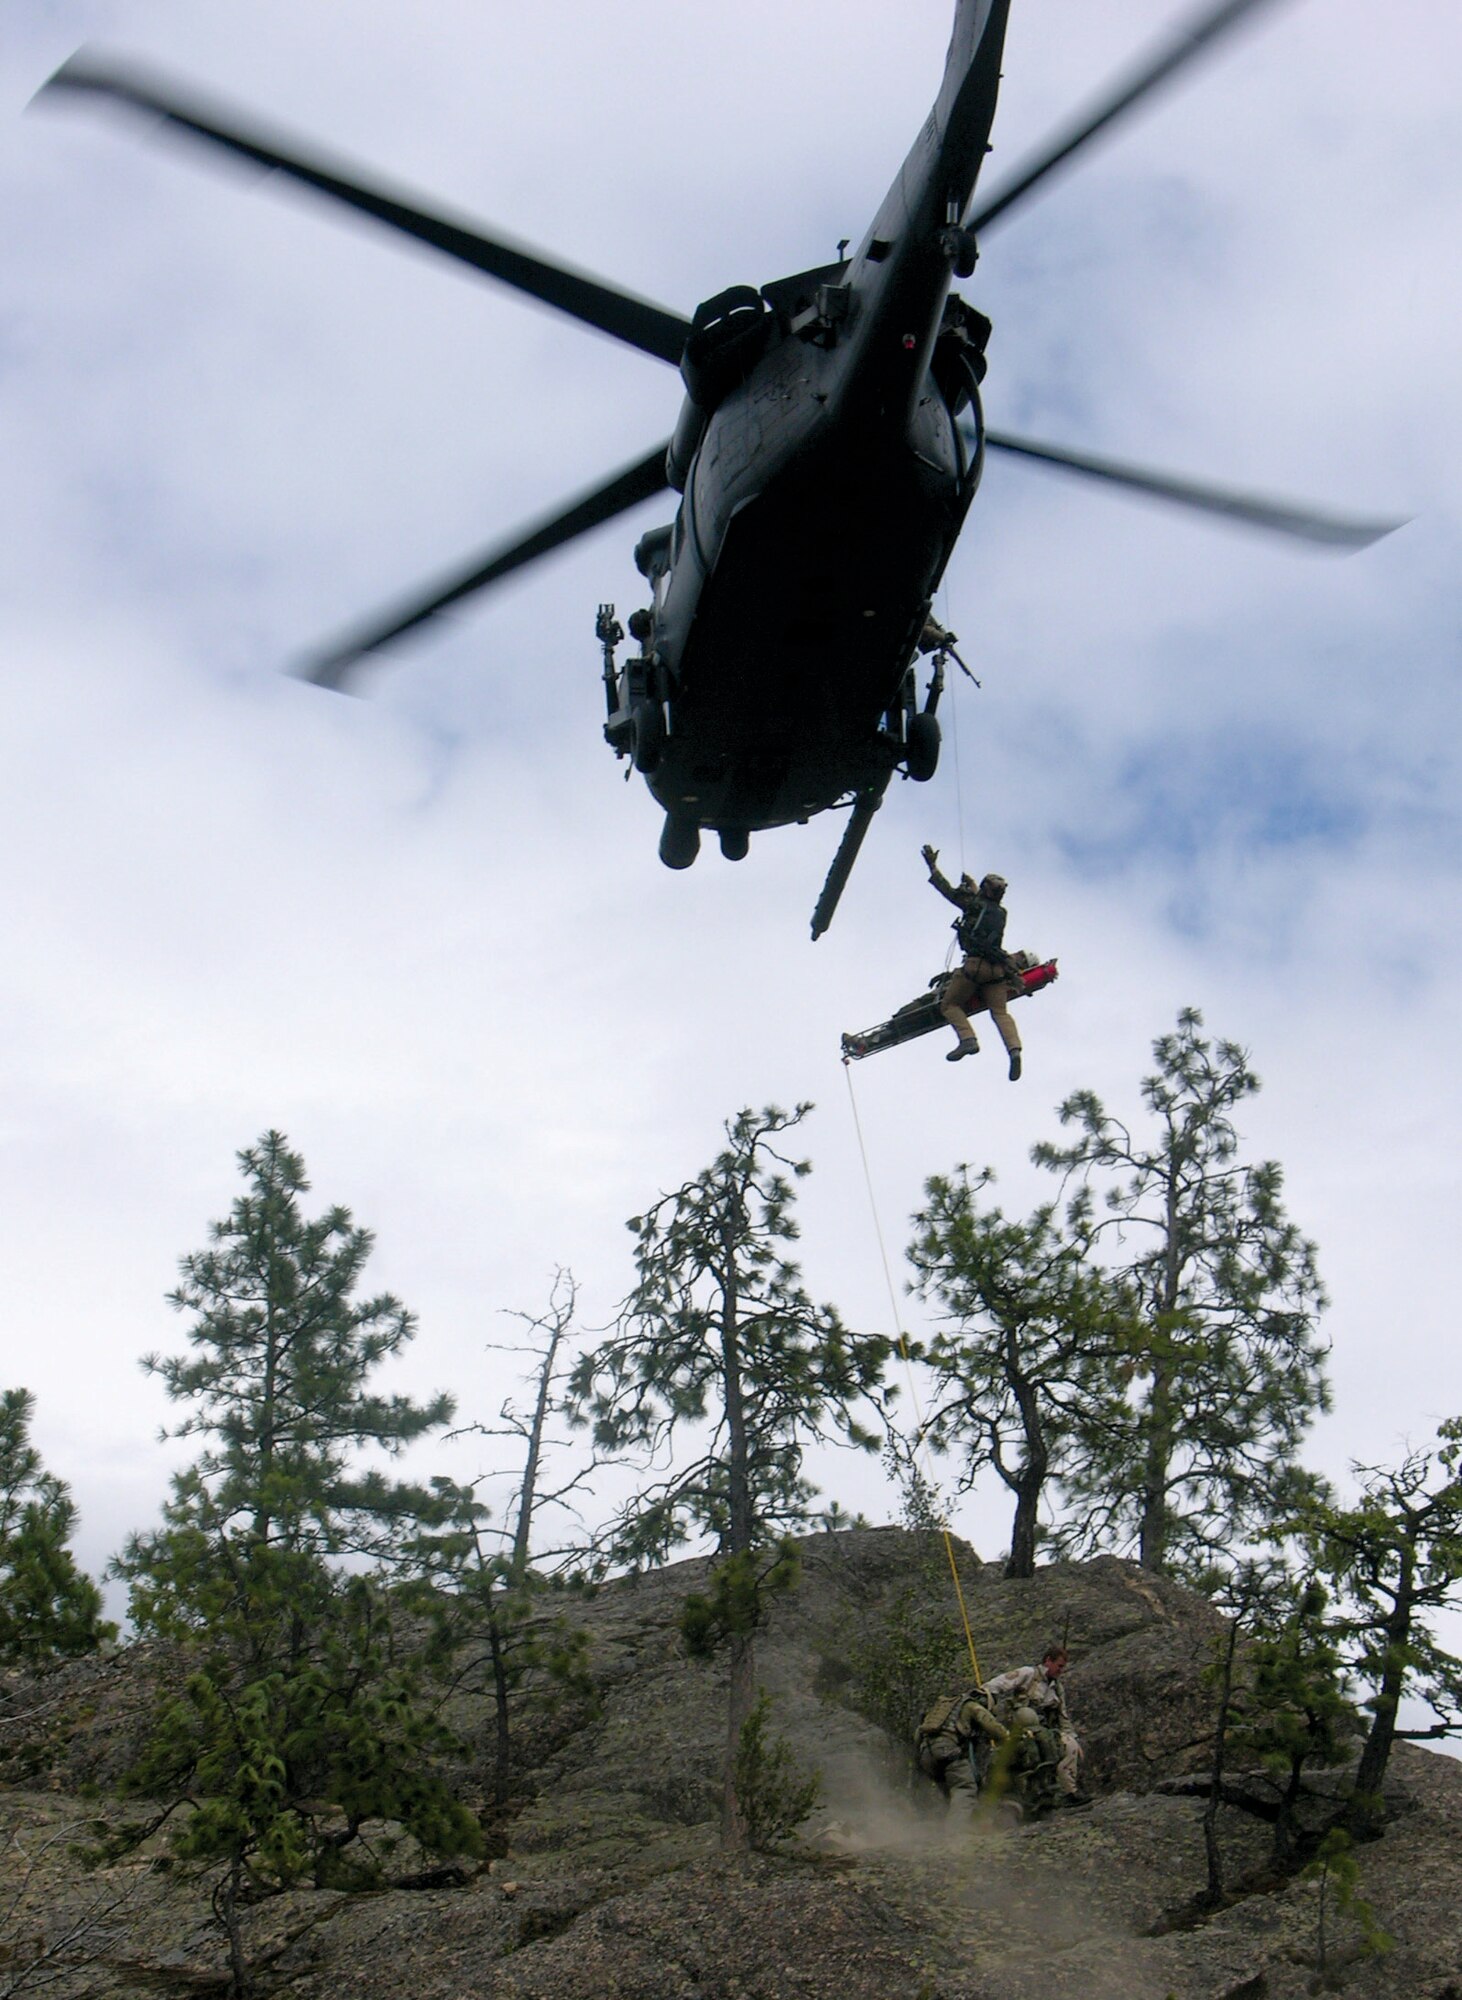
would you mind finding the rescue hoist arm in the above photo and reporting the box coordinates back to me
[810,782,889,940]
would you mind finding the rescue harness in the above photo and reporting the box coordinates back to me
[955,896,1007,959]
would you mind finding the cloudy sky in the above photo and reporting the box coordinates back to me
[3,1,1458,1642]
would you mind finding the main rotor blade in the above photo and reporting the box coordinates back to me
[39,51,691,366]
[979,427,1404,550]
[299,441,673,691]
[968,0,1289,236]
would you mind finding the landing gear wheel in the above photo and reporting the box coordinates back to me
[630,698,666,775]
[905,711,941,782]
[718,826,750,861]
[659,813,700,870]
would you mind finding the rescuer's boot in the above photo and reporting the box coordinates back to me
[1008,1050,1022,1081]
[947,1036,979,1062]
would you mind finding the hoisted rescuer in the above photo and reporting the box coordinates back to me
[922,845,1023,1077]
[838,859,1057,1067]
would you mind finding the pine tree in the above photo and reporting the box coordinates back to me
[1298,1420,1462,1837]
[1229,1577,1355,1867]
[567,1104,890,1847]
[1033,1009,1329,1578]
[112,1134,478,1993]
[907,1167,1131,1578]
[422,1273,598,1809]
[0,1389,112,1661]
[127,1130,453,1580]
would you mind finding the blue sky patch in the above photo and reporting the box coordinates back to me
[1056,729,1367,877]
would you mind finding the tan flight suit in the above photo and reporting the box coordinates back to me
[984,1663,1081,1796]
[941,957,1022,1057]
[926,863,1022,1057]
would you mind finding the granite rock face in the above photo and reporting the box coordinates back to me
[2,1527,1459,1999]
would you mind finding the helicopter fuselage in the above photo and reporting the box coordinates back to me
[603,0,1010,859]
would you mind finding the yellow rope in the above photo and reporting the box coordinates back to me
[841,1058,982,1685]
[942,1530,981,1687]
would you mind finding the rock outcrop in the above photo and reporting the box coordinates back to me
[2,1527,1459,1998]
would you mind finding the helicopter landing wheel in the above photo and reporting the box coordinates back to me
[718,826,750,861]
[630,698,666,775]
[905,711,941,782]
[659,812,700,870]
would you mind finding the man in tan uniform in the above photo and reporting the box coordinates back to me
[922,844,1023,1078]
[984,1644,1085,1803]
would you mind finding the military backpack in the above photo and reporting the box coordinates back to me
[916,1687,980,1745]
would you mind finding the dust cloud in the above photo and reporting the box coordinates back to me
[809,1737,1010,1858]
[807,1742,1170,2000]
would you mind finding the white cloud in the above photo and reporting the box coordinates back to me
[1,0,1457,1694]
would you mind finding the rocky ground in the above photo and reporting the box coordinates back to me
[2,1528,1459,1999]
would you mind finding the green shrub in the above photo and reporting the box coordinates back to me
[734,1691,820,1851]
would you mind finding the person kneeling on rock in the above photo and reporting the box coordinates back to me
[914,1684,1007,1820]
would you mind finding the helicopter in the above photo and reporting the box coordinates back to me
[40,0,1400,938]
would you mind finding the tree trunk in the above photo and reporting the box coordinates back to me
[717,1206,756,1850]
[1346,1540,1415,1836]
[219,1854,250,1999]
[509,1295,568,1583]
[1138,1357,1173,1571]
[1139,1161,1185,1573]
[718,1238,755,1560]
[1272,1754,1306,1869]
[253,1308,279,1549]
[1004,1332,1047,1580]
[1007,1469,1042,1580]
[486,1603,513,1806]
[1202,1615,1243,1905]
[721,1628,755,1850]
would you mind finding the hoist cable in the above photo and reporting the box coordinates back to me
[841,1058,982,1685]
[937,583,969,880]
[950,652,968,879]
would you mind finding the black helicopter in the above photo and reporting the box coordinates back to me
[41,0,1398,937]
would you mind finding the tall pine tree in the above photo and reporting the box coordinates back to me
[568,1104,889,1847]
[907,1168,1131,1578]
[1299,1420,1462,1836]
[1033,1009,1329,1578]
[127,1130,452,1582]
[114,1134,477,1992]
